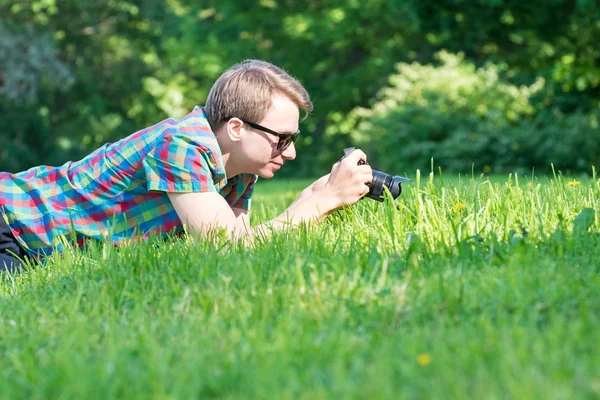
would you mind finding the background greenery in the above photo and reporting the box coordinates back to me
[1,0,599,176]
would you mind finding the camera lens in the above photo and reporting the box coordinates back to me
[366,171,411,202]
[349,149,411,202]
[389,175,411,198]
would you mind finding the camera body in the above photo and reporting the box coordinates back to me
[358,159,411,202]
[344,148,411,202]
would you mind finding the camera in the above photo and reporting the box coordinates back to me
[344,148,411,202]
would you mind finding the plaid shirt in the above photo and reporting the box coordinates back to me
[0,106,257,258]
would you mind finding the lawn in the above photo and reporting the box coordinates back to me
[1,171,599,399]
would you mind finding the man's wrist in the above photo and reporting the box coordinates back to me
[270,183,341,229]
[311,185,340,217]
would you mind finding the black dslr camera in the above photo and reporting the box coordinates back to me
[343,147,411,202]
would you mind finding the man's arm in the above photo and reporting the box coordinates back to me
[168,191,239,237]
[168,185,338,241]
[233,173,332,231]
[167,149,372,241]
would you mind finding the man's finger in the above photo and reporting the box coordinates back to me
[342,148,367,164]
[361,173,373,184]
[362,185,371,197]
[356,165,372,175]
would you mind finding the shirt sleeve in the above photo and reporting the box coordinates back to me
[224,174,258,211]
[142,131,225,193]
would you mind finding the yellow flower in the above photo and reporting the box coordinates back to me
[452,202,467,213]
[417,353,432,366]
[568,180,580,187]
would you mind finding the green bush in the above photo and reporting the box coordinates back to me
[349,52,600,175]
[0,100,54,172]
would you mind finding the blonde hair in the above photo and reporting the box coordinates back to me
[205,60,313,131]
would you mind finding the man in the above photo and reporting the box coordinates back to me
[0,60,373,273]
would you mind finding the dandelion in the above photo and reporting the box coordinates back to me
[417,353,432,366]
[568,180,580,187]
[452,202,467,213]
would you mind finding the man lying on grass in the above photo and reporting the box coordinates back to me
[0,60,373,273]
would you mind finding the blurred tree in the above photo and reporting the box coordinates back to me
[1,0,599,175]
[1,0,177,170]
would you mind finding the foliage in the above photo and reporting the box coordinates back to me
[1,175,600,398]
[1,0,599,175]
[0,0,175,169]
[0,21,73,100]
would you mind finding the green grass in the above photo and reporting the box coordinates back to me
[1,171,599,399]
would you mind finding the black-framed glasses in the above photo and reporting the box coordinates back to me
[240,119,300,151]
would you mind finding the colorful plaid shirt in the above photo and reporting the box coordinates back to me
[0,106,257,258]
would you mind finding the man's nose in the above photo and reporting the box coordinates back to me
[282,142,296,160]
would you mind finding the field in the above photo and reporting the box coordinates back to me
[1,171,599,399]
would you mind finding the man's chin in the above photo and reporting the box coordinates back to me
[256,168,276,179]
[257,169,276,179]
[256,162,283,179]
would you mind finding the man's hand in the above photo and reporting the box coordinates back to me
[321,148,372,209]
[286,148,373,212]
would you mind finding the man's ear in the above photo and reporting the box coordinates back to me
[225,118,244,143]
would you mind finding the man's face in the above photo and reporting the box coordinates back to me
[241,94,300,178]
